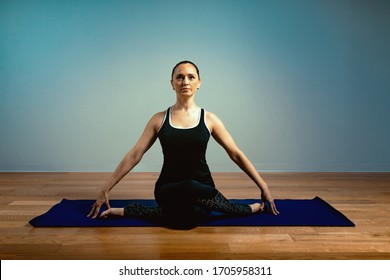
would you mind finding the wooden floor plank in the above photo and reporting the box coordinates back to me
[0,172,389,260]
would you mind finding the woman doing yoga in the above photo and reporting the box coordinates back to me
[88,61,279,225]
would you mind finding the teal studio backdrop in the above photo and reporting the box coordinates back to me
[1,0,389,172]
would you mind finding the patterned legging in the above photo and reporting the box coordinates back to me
[124,180,252,220]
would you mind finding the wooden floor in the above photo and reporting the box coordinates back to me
[0,172,389,260]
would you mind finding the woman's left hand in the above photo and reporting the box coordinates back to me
[260,191,279,215]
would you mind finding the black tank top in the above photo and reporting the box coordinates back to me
[155,107,215,187]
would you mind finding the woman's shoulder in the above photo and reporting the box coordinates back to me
[152,109,167,119]
[205,109,221,122]
[204,109,224,132]
[148,109,168,130]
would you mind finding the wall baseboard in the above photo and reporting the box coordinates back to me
[0,163,389,173]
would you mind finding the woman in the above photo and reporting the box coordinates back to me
[88,61,279,226]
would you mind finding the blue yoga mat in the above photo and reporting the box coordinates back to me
[29,197,354,228]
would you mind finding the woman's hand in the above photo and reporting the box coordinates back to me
[260,191,279,215]
[87,191,111,219]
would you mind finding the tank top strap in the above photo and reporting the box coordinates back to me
[157,107,170,134]
[166,107,171,124]
[200,108,211,134]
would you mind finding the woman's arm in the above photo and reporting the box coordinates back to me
[88,112,164,218]
[207,112,279,215]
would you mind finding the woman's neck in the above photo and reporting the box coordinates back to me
[173,97,198,112]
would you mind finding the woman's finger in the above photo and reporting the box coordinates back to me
[271,203,280,215]
[87,204,96,218]
[88,203,102,219]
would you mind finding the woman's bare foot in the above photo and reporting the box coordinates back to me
[249,203,262,213]
[100,208,124,218]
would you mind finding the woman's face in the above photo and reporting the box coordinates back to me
[171,63,201,97]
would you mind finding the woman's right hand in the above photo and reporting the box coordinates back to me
[87,191,111,219]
